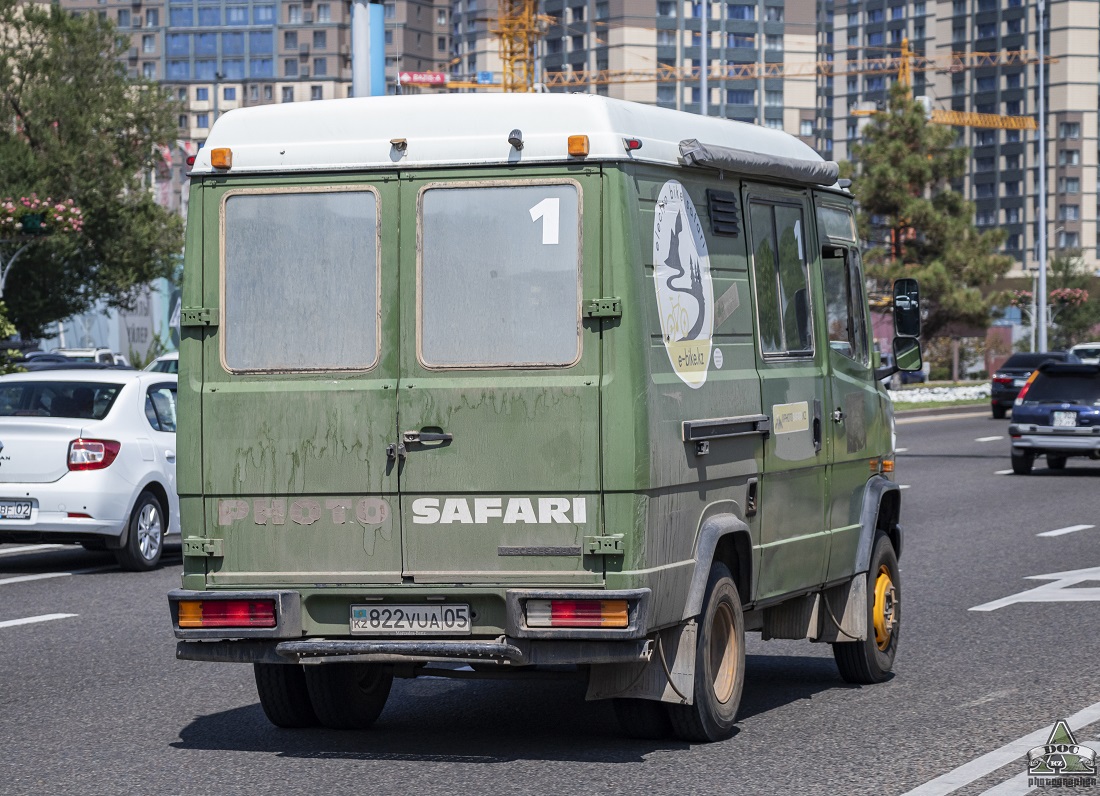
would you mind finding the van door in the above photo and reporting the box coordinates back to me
[744,187,829,600]
[816,200,877,582]
[200,178,403,585]
[396,171,604,585]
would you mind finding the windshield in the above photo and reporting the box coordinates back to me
[0,382,123,419]
[1072,346,1100,360]
[1022,374,1100,406]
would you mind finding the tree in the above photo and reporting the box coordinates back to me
[841,82,1015,342]
[0,0,182,338]
[1045,250,1100,349]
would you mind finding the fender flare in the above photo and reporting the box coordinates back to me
[855,475,902,573]
[681,513,753,620]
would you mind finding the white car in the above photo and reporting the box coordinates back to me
[1070,342,1100,365]
[0,370,180,570]
[144,351,179,374]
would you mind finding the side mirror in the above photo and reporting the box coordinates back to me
[893,336,923,372]
[893,278,920,338]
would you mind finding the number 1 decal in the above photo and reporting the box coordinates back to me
[529,197,560,245]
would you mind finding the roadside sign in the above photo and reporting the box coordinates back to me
[399,71,448,86]
[477,71,494,85]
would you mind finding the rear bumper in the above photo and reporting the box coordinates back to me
[0,476,130,539]
[1009,425,1100,454]
[170,587,653,665]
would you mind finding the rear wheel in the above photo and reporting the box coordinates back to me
[1047,455,1067,470]
[254,663,318,728]
[667,563,745,743]
[302,663,393,730]
[992,404,1008,420]
[833,533,900,684]
[114,491,165,571]
[1011,451,1034,475]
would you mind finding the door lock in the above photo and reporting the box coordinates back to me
[831,408,846,423]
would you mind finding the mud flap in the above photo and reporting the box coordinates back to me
[585,621,696,705]
[760,573,867,642]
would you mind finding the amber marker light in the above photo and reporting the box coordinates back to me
[526,599,629,628]
[567,135,590,157]
[178,599,276,628]
[210,147,233,170]
[882,458,895,473]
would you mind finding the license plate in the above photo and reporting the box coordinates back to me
[1014,378,1028,387]
[351,604,472,636]
[0,500,32,520]
[1053,411,1077,427]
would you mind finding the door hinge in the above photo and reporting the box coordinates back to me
[583,298,622,319]
[183,537,224,557]
[180,307,218,327]
[585,535,624,555]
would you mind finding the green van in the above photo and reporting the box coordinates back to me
[168,93,921,742]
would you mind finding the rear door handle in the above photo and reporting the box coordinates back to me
[402,430,454,444]
[165,450,176,462]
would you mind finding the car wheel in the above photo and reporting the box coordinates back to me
[667,562,745,743]
[302,663,393,730]
[1011,451,1034,475]
[1047,455,1067,470]
[613,698,673,740]
[114,490,165,571]
[254,663,318,728]
[992,404,1007,420]
[832,532,900,685]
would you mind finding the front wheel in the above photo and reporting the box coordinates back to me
[833,533,900,684]
[667,562,745,743]
[302,663,393,730]
[114,491,165,571]
[1011,451,1034,475]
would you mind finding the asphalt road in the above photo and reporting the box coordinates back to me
[2,411,1099,796]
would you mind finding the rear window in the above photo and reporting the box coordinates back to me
[1072,346,1100,360]
[1023,373,1100,406]
[1002,353,1066,369]
[0,382,123,419]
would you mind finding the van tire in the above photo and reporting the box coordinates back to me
[302,663,393,730]
[1011,451,1034,475]
[613,698,672,740]
[667,563,745,743]
[114,491,165,571]
[833,533,900,684]
[253,663,318,728]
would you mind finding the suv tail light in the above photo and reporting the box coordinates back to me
[1014,371,1040,405]
[68,439,121,471]
[992,375,1013,386]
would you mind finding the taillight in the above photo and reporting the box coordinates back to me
[526,599,629,629]
[1014,371,1040,405]
[177,599,277,629]
[992,375,1013,386]
[68,439,121,471]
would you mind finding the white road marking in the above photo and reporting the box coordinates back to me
[0,613,77,629]
[976,772,1030,796]
[896,447,909,453]
[899,484,911,490]
[0,565,114,588]
[994,469,1014,475]
[976,436,1004,442]
[1037,524,1095,538]
[970,565,1100,611]
[899,698,1100,796]
[0,544,69,557]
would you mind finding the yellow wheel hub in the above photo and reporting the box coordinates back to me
[708,602,738,704]
[872,564,897,651]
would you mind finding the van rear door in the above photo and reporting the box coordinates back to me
[199,178,403,585]
[395,171,604,585]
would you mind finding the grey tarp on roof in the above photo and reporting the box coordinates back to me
[679,139,840,187]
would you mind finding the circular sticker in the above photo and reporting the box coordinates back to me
[653,180,714,389]
[713,347,724,369]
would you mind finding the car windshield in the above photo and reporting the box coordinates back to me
[1002,353,1065,370]
[1022,374,1100,406]
[0,381,123,419]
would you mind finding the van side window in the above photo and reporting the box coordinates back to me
[418,182,581,368]
[222,189,379,373]
[822,248,869,365]
[749,200,813,357]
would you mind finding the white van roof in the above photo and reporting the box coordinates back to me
[192,93,829,176]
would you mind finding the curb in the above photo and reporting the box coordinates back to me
[894,403,988,419]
